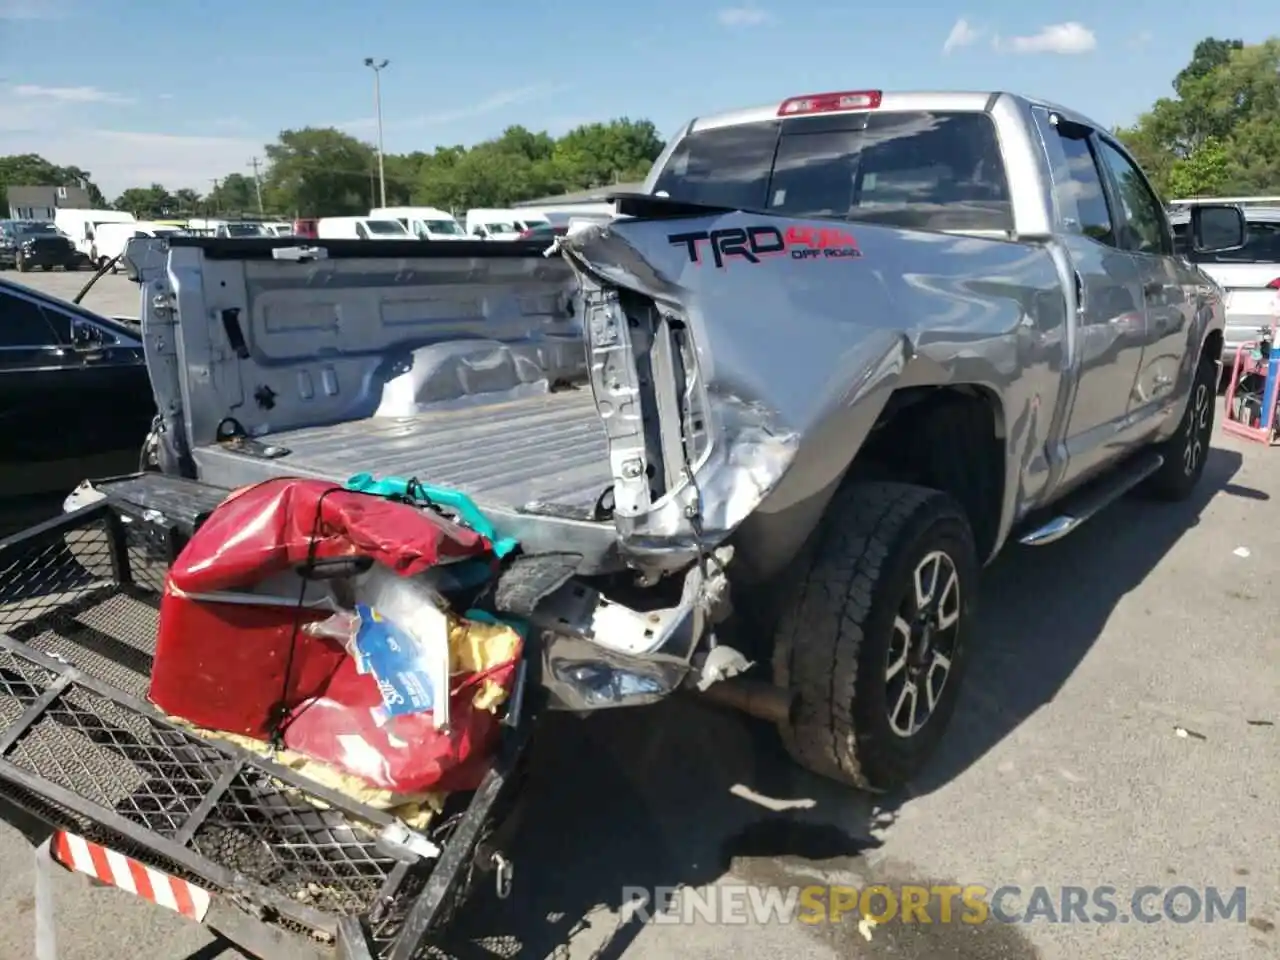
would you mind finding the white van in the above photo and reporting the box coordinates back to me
[93,221,186,271]
[316,216,410,240]
[370,207,466,241]
[263,221,294,237]
[53,209,137,263]
[465,208,550,240]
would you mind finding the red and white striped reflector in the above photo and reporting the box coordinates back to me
[50,830,211,922]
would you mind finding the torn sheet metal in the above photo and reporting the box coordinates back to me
[557,218,909,570]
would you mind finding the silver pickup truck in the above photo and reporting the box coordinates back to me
[0,88,1243,956]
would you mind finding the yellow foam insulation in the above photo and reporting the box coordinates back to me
[447,615,522,711]
[162,611,523,833]
[167,717,445,830]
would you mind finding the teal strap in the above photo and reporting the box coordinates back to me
[345,472,520,558]
[464,607,531,639]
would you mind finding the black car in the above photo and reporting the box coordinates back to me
[2,223,88,272]
[1,279,156,497]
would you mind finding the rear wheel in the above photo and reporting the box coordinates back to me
[773,482,978,791]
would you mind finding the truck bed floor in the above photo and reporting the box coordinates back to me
[195,386,614,517]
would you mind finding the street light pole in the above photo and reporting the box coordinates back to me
[363,57,389,208]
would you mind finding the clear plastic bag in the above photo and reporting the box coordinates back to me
[301,564,452,728]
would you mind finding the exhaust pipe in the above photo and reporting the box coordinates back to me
[696,678,793,725]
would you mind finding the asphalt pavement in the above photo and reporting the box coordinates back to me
[0,269,1276,959]
[4,268,142,319]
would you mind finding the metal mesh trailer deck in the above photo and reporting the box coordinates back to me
[0,486,531,958]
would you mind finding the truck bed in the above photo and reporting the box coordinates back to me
[194,386,615,519]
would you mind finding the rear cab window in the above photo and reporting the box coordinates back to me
[651,110,1013,233]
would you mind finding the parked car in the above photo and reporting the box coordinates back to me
[53,208,137,266]
[0,278,155,497]
[1169,204,1280,369]
[465,208,550,240]
[4,222,88,272]
[316,216,411,239]
[0,88,1240,958]
[92,221,187,271]
[0,219,26,267]
[371,206,468,240]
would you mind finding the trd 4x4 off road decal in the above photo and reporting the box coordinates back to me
[668,225,862,268]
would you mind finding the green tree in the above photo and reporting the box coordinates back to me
[1165,137,1230,198]
[1116,36,1280,197]
[172,188,202,212]
[0,154,108,210]
[551,118,664,189]
[261,127,376,216]
[207,173,260,214]
[1174,38,1243,98]
[114,183,175,218]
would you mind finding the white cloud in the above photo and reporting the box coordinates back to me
[0,101,263,196]
[338,83,564,133]
[717,5,771,27]
[996,22,1097,55]
[12,84,134,105]
[942,18,982,54]
[1129,30,1153,50]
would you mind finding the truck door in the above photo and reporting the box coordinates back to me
[1034,109,1150,486]
[1091,136,1189,425]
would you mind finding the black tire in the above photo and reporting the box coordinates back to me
[1140,349,1217,501]
[773,482,979,791]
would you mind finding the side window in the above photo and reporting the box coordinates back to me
[1,293,60,347]
[1052,128,1115,246]
[1095,139,1171,256]
[41,307,73,343]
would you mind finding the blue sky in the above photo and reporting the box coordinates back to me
[0,0,1275,198]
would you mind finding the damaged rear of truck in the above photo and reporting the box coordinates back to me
[0,89,1230,956]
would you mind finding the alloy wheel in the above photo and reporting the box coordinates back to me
[1182,382,1210,476]
[885,549,962,738]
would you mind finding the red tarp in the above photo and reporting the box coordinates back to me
[149,477,511,793]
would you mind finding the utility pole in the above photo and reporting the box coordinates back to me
[248,158,265,214]
[363,57,389,208]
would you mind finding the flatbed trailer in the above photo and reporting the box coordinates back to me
[0,477,533,959]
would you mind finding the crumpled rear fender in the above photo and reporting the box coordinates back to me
[558,212,916,574]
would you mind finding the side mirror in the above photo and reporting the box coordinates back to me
[1189,204,1247,254]
[71,323,103,347]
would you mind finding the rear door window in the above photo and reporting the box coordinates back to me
[1051,128,1116,246]
[1094,139,1172,255]
[652,111,1012,232]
